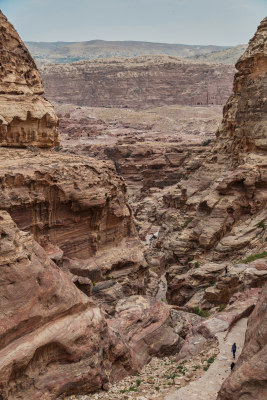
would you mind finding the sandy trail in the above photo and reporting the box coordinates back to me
[164,318,248,400]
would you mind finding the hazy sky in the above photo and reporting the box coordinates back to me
[0,0,266,45]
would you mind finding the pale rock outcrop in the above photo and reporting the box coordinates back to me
[108,296,202,382]
[0,10,60,147]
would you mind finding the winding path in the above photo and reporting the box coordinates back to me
[164,318,248,400]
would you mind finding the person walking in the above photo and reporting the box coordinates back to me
[232,343,237,359]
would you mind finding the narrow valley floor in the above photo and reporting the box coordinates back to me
[62,318,247,400]
[164,318,248,400]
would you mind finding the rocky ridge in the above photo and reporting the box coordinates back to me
[40,56,235,109]
[26,40,244,65]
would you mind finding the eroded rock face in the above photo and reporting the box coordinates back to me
[217,283,267,400]
[0,210,110,399]
[215,17,267,159]
[0,148,147,310]
[155,18,267,295]
[0,10,60,147]
[108,296,202,382]
[39,55,235,109]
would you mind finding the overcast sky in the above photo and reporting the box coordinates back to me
[0,0,266,45]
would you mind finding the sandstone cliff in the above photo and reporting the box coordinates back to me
[0,210,110,399]
[147,17,267,309]
[0,10,148,399]
[39,55,235,109]
[0,10,60,147]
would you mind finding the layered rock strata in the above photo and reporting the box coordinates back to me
[39,55,235,109]
[154,18,267,292]
[0,148,147,312]
[0,211,110,399]
[0,10,60,147]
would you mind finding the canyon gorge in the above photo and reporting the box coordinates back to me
[0,8,266,400]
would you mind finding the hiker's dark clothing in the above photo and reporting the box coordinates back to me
[232,343,236,359]
[231,362,235,370]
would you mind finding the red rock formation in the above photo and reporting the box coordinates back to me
[108,296,202,382]
[0,211,110,399]
[0,10,60,147]
[0,148,147,312]
[156,17,267,278]
[39,55,235,109]
[217,283,267,399]
[215,17,267,160]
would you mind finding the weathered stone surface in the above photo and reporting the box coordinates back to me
[0,211,110,399]
[108,296,200,382]
[0,10,60,147]
[215,16,267,160]
[177,289,260,361]
[0,148,147,308]
[153,18,267,300]
[40,55,235,109]
[217,283,267,400]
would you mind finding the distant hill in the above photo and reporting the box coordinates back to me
[26,40,246,65]
[39,55,235,109]
[187,44,247,64]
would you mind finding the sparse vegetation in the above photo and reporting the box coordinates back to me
[257,221,265,229]
[207,356,215,364]
[182,217,193,229]
[209,281,216,286]
[218,304,226,312]
[194,261,200,268]
[193,306,210,318]
[202,139,212,146]
[240,251,267,264]
[125,150,132,158]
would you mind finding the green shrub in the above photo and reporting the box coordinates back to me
[218,304,226,312]
[194,261,200,268]
[202,139,212,146]
[182,217,193,229]
[258,221,265,229]
[240,251,267,264]
[166,373,178,380]
[125,150,132,158]
[203,365,209,371]
[207,356,215,364]
[136,379,142,387]
[193,306,210,318]
[209,281,216,286]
